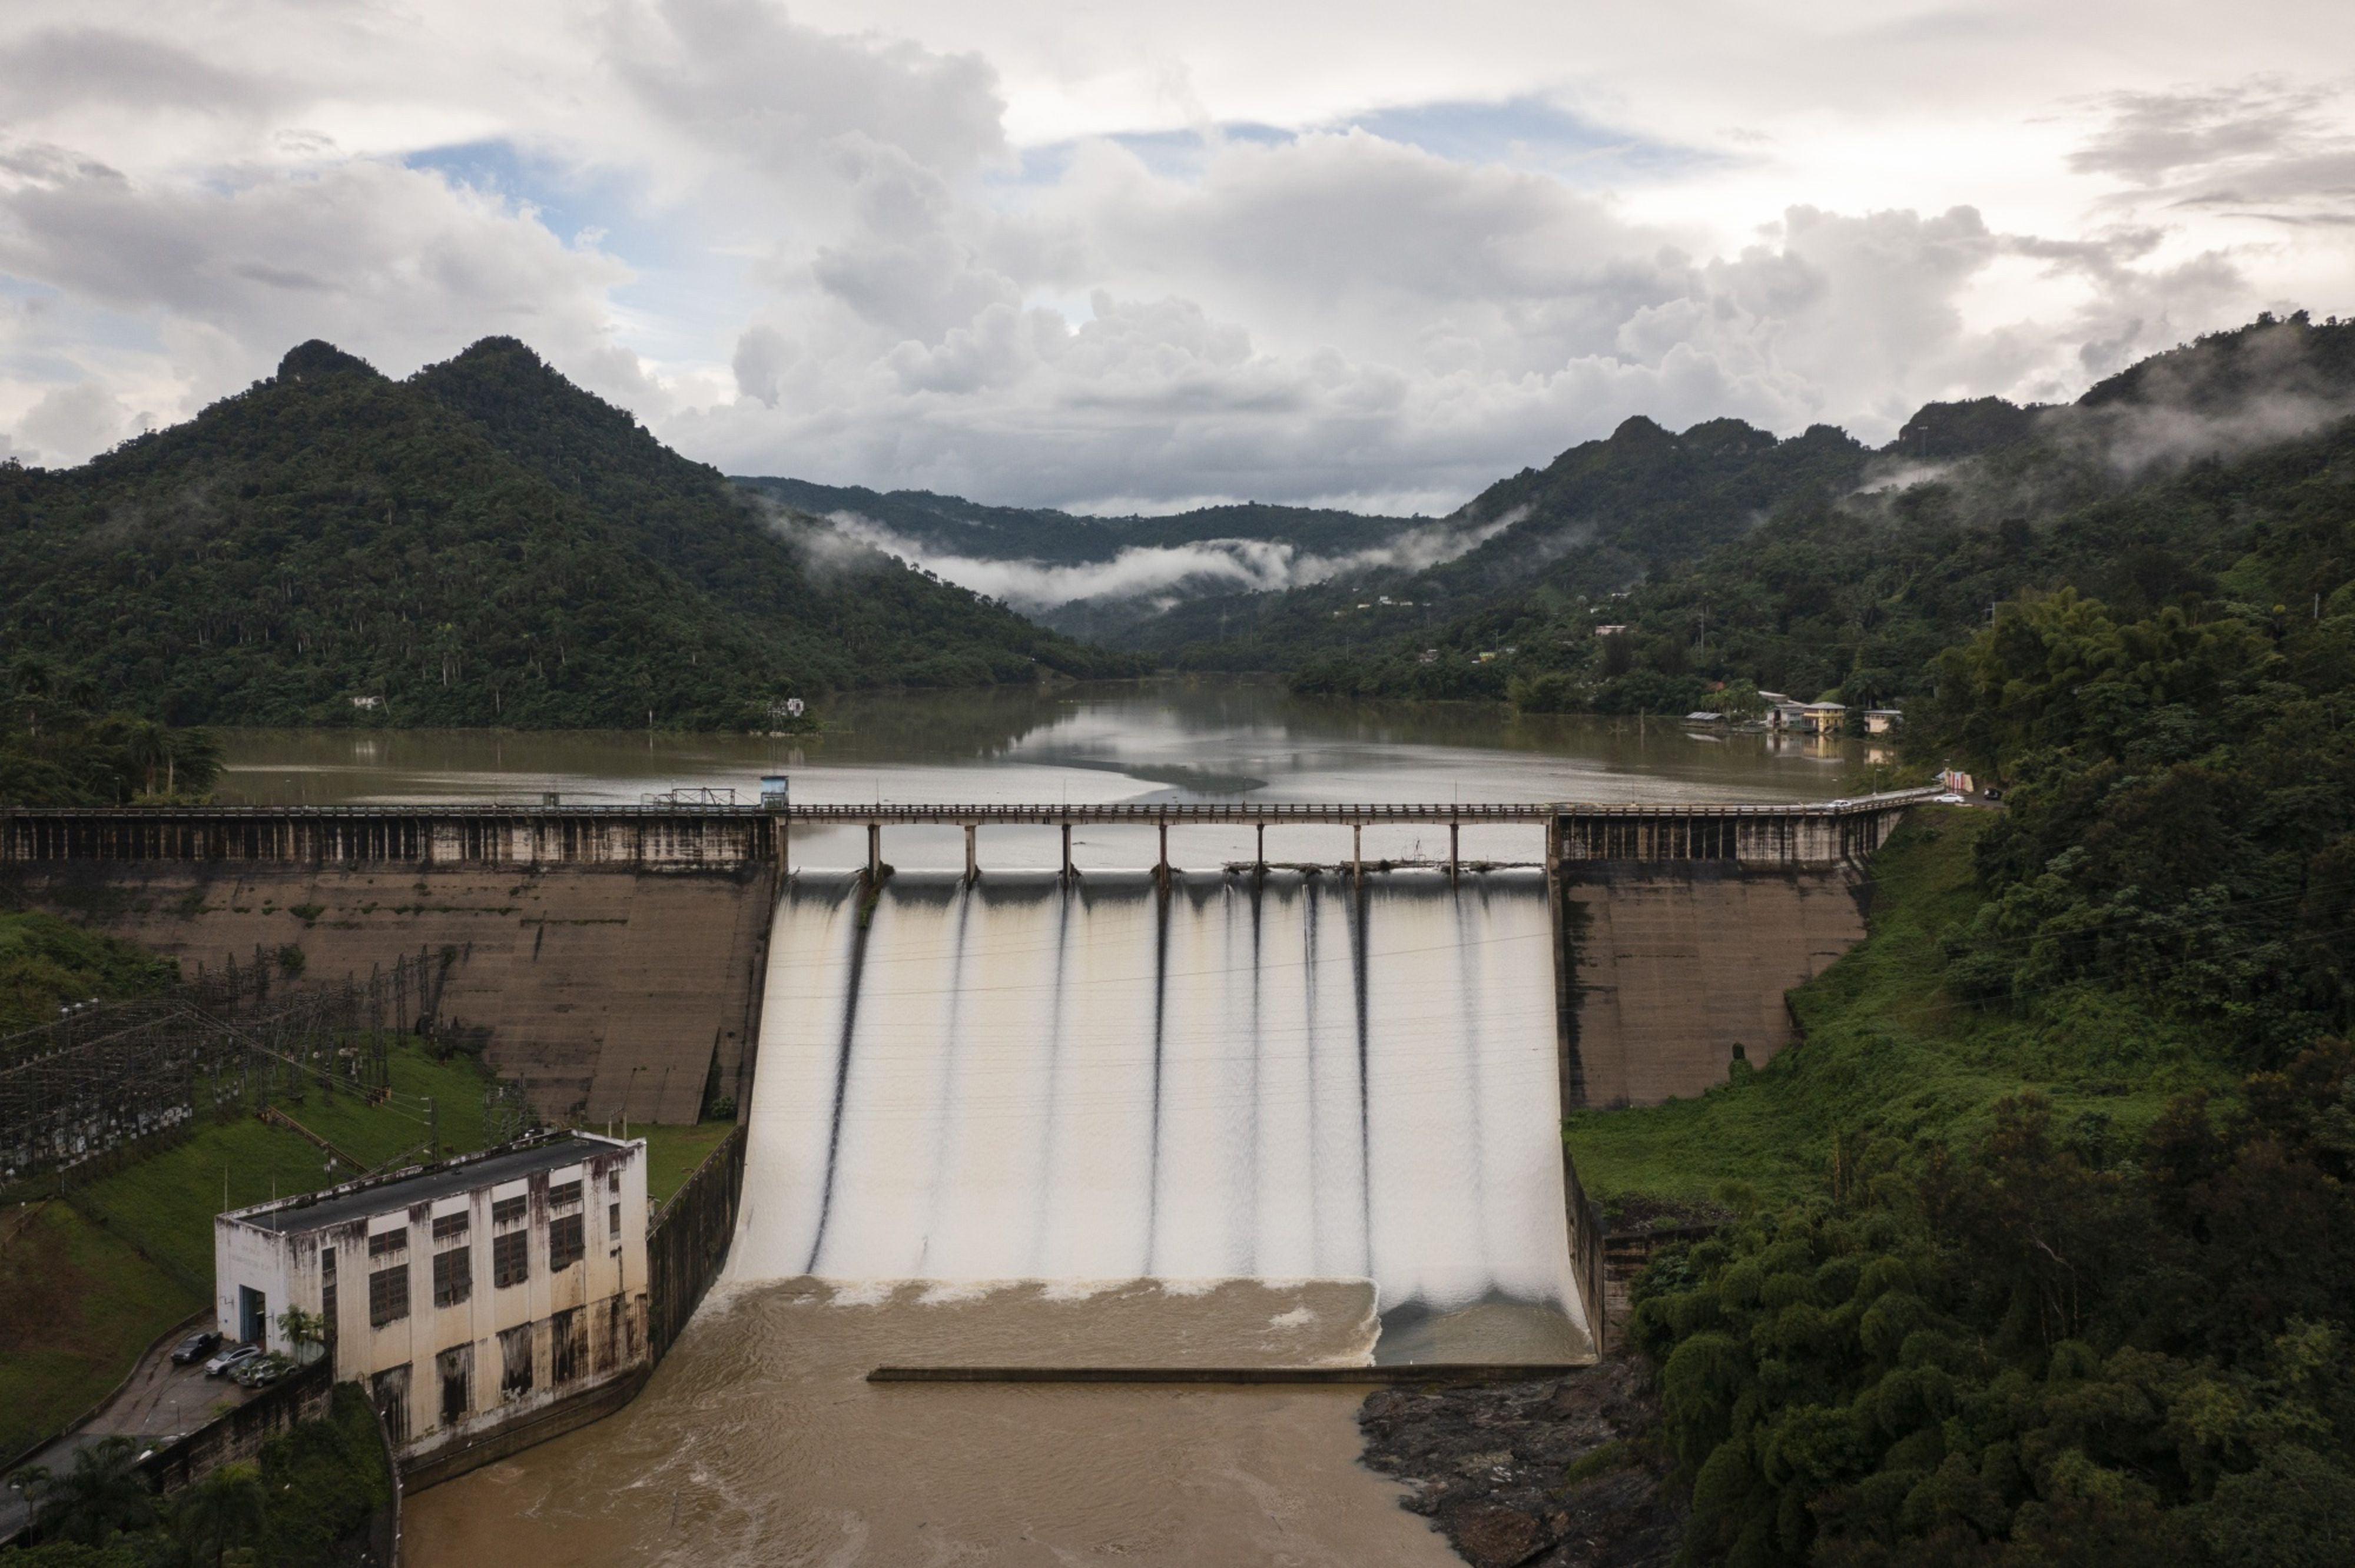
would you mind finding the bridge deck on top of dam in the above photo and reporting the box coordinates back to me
[1,788,1942,867]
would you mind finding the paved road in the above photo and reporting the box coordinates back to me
[1,1313,261,1541]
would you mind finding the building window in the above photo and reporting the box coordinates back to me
[369,1264,410,1327]
[367,1226,407,1258]
[549,1213,585,1272]
[552,1307,584,1384]
[493,1230,529,1289]
[499,1323,535,1401]
[608,1170,620,1194]
[609,1202,621,1239]
[432,1247,472,1308]
[437,1344,472,1427]
[492,1195,526,1228]
[321,1247,338,1350]
[548,1179,583,1209]
[431,1211,469,1244]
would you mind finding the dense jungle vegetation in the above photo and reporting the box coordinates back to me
[0,671,224,809]
[1591,469,2355,1562]
[0,1384,393,1566]
[0,337,1136,733]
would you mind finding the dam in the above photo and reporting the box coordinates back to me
[10,778,1933,1558]
[1,790,1926,1127]
[3,789,1930,1350]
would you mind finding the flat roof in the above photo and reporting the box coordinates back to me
[224,1135,626,1237]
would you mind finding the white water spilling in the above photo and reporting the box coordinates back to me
[728,871,1587,1356]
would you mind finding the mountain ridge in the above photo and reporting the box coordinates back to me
[0,337,1139,729]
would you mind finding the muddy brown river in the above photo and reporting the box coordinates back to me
[406,1281,1464,1566]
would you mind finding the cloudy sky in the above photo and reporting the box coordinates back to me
[1,1,2349,513]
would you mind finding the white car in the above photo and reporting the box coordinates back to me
[1933,792,1967,805]
[204,1343,261,1378]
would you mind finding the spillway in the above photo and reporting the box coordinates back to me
[728,870,1588,1357]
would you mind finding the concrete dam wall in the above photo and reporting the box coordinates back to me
[0,859,772,1123]
[2,792,1930,1127]
[1558,864,1868,1109]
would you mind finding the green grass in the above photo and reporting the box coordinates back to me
[639,1121,737,1205]
[0,911,177,1037]
[74,1046,500,1287]
[0,1200,204,1463]
[1565,808,2230,1217]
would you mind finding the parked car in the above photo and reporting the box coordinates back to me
[170,1331,221,1366]
[204,1343,261,1378]
[1983,788,2004,802]
[233,1354,291,1389]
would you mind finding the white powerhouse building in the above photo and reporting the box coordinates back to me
[215,1132,649,1475]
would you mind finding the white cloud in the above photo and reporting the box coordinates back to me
[0,0,2346,497]
[13,380,147,466]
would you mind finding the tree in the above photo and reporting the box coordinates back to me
[24,1436,157,1546]
[170,1461,267,1568]
[120,719,170,798]
[276,1306,328,1364]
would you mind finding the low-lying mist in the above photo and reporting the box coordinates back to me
[817,508,1511,613]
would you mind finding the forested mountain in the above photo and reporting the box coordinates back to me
[1283,313,2355,711]
[752,315,2351,716]
[0,338,1134,730]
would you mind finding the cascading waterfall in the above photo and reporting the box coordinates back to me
[728,870,1587,1353]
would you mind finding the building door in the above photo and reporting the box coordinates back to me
[238,1285,267,1346]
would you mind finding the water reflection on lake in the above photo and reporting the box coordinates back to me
[218,679,1868,831]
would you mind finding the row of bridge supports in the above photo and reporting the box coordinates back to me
[847,819,1475,883]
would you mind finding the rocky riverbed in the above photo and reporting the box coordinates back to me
[1356,1354,1684,1567]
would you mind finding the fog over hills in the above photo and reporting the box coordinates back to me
[742,314,2355,673]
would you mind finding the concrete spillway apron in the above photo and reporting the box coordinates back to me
[868,1365,1580,1384]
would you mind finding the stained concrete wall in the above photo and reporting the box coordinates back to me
[2,863,774,1122]
[1558,863,1869,1109]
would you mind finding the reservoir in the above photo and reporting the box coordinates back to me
[217,678,1869,869]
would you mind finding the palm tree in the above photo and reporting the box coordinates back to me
[276,1305,329,1365]
[122,718,171,796]
[171,1460,268,1567]
[28,1434,157,1545]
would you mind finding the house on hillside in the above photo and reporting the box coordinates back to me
[1863,710,1903,735]
[214,1132,648,1484]
[1800,702,1847,736]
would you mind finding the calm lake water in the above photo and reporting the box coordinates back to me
[218,679,1878,871]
